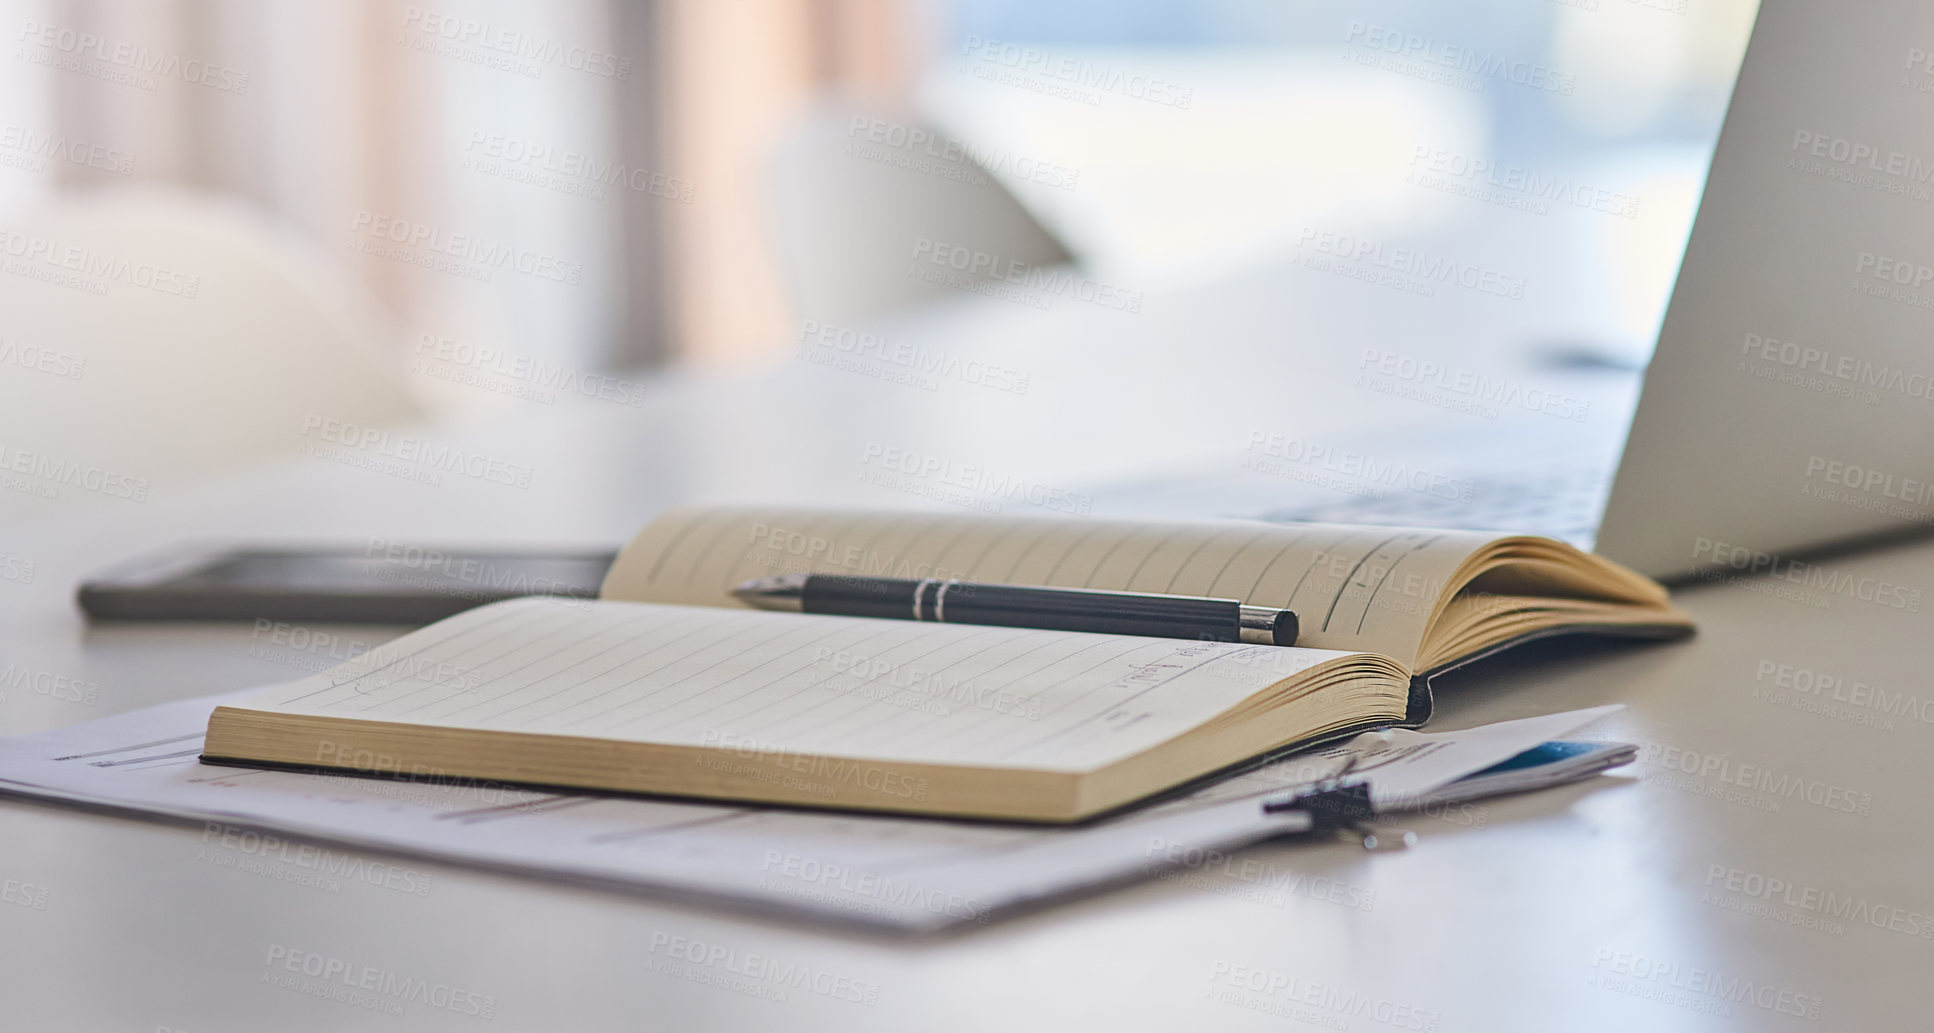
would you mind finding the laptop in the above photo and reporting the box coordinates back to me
[1593,0,1934,580]
[1120,0,1934,584]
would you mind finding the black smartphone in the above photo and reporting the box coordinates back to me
[77,543,618,624]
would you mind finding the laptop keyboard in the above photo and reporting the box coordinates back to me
[1255,466,1608,548]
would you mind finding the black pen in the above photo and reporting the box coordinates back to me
[730,574,1299,646]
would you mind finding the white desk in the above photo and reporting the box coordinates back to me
[1,256,1919,1031]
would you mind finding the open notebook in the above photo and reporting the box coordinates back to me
[203,506,1692,822]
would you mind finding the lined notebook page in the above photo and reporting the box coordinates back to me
[600,506,1503,665]
[233,598,1361,772]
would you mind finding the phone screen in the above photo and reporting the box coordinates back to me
[80,546,619,623]
[180,551,612,596]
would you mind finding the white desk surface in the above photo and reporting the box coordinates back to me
[3,258,1925,1031]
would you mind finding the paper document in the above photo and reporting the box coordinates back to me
[0,693,1620,931]
[1304,705,1626,808]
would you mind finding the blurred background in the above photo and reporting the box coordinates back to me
[0,0,1758,515]
[1,0,1756,362]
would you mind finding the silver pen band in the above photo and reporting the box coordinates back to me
[912,577,939,620]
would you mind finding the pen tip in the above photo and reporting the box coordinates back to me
[731,573,808,609]
[731,574,794,593]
